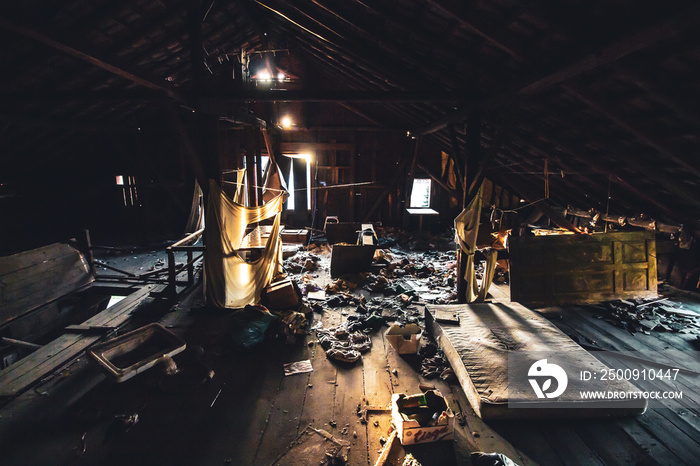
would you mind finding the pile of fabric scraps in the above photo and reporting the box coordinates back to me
[418,343,456,382]
[316,326,372,364]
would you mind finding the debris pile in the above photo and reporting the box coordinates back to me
[417,343,456,382]
[586,298,700,335]
[315,326,372,364]
[285,252,322,274]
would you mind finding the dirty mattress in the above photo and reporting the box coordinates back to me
[426,302,648,419]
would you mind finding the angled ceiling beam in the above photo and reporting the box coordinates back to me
[0,17,179,98]
[519,5,700,95]
[561,84,700,178]
[0,111,133,133]
[615,64,700,129]
[254,0,429,90]
[423,0,523,62]
[419,3,700,134]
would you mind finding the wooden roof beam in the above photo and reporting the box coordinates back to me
[254,0,430,90]
[0,17,179,98]
[562,84,700,178]
[519,5,700,95]
[418,3,700,134]
[515,119,700,219]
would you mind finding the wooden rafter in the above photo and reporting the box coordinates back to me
[0,17,179,98]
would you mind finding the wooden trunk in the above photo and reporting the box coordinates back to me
[509,231,657,307]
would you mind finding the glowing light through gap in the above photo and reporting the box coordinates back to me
[257,69,272,81]
[280,115,293,129]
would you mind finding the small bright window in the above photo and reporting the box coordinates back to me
[410,178,431,208]
[116,175,138,207]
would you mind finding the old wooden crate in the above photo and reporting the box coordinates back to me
[509,231,657,307]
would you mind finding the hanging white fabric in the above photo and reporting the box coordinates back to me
[204,163,287,309]
[454,185,498,303]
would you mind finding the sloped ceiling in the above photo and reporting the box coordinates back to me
[1,0,699,228]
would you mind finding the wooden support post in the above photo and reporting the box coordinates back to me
[363,139,417,223]
[255,127,264,205]
[187,249,194,285]
[448,125,465,196]
[405,136,422,204]
[457,113,483,304]
[456,250,468,303]
[416,162,458,198]
[167,248,176,298]
[245,127,257,207]
[80,229,95,278]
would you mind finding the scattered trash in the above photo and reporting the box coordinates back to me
[229,305,277,350]
[308,290,327,301]
[284,359,314,376]
[392,390,454,445]
[316,325,373,364]
[471,451,520,466]
[386,324,422,354]
[326,348,361,364]
[276,311,308,344]
[402,454,422,466]
[113,413,139,432]
[271,425,349,466]
[420,352,454,381]
[582,298,700,335]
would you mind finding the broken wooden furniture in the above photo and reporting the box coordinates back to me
[166,227,205,297]
[426,302,648,419]
[509,231,657,308]
[87,323,186,383]
[0,283,162,397]
[0,235,95,348]
[280,228,309,244]
[0,234,166,397]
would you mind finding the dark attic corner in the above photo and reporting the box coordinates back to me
[2,1,700,465]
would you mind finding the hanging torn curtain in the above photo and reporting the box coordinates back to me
[454,185,497,303]
[204,165,288,308]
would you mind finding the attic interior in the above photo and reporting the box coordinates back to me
[2,1,700,465]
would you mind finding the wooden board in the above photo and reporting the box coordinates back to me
[509,231,657,307]
[0,285,158,397]
[0,240,94,326]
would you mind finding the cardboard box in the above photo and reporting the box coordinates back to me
[385,323,422,354]
[391,390,455,445]
[281,228,309,244]
[261,279,301,311]
[330,244,376,277]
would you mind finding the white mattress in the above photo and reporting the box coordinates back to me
[426,302,648,419]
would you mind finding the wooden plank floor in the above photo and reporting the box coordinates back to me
[6,263,698,465]
[479,285,700,466]
[0,280,535,466]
